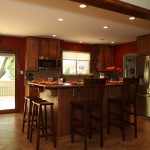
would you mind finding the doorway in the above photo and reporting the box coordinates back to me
[0,49,19,113]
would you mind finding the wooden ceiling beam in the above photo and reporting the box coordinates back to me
[70,0,150,20]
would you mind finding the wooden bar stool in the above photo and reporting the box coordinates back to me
[107,78,139,140]
[29,100,56,150]
[22,96,42,139]
[70,78,106,150]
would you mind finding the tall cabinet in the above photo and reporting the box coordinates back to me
[25,37,39,71]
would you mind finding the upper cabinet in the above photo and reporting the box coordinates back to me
[25,37,39,71]
[96,45,114,71]
[25,37,61,71]
[39,38,50,58]
[49,39,61,58]
[137,34,150,56]
[39,38,61,59]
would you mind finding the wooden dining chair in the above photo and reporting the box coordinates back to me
[70,78,106,150]
[107,78,140,140]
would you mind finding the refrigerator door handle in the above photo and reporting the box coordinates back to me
[144,56,150,93]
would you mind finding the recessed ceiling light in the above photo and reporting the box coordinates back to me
[129,17,135,20]
[111,41,115,44]
[58,18,64,21]
[103,26,109,29]
[79,4,87,8]
[52,34,56,37]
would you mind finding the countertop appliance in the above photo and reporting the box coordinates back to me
[136,55,150,118]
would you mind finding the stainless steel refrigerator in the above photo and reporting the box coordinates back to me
[136,55,150,118]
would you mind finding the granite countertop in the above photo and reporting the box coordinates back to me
[28,81,123,89]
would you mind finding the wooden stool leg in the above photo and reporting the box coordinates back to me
[51,104,56,148]
[122,107,125,141]
[36,105,41,150]
[29,103,36,143]
[71,105,74,143]
[44,105,48,140]
[100,111,103,147]
[40,106,44,136]
[107,102,110,135]
[134,108,137,138]
[84,110,87,150]
[89,110,92,139]
[22,98,27,133]
[27,99,32,139]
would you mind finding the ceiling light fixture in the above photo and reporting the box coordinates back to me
[111,41,115,44]
[52,34,56,37]
[129,17,135,20]
[103,26,109,29]
[58,18,64,21]
[79,4,87,8]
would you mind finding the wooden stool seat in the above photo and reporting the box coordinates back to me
[29,100,56,150]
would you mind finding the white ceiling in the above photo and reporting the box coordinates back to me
[120,0,150,10]
[0,0,150,45]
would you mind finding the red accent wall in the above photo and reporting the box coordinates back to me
[0,36,26,112]
[114,41,137,69]
[61,42,92,52]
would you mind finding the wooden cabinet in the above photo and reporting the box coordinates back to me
[39,38,61,59]
[105,46,114,67]
[39,38,49,58]
[96,45,114,70]
[137,34,150,56]
[49,39,61,58]
[25,37,39,71]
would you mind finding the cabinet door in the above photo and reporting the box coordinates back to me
[25,37,39,71]
[137,34,150,56]
[97,47,106,70]
[49,39,61,58]
[105,46,114,67]
[39,38,49,58]
[97,45,114,70]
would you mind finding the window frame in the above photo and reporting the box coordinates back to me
[62,51,91,75]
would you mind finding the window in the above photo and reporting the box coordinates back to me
[62,51,90,75]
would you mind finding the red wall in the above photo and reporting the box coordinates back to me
[114,41,137,69]
[61,41,92,52]
[0,36,26,112]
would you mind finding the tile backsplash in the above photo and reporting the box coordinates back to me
[25,70,100,85]
[25,70,61,84]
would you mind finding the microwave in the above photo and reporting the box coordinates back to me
[38,59,62,69]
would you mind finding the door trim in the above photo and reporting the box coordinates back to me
[0,48,20,114]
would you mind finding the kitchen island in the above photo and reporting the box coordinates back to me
[28,81,122,144]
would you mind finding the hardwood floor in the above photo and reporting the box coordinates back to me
[0,113,150,150]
